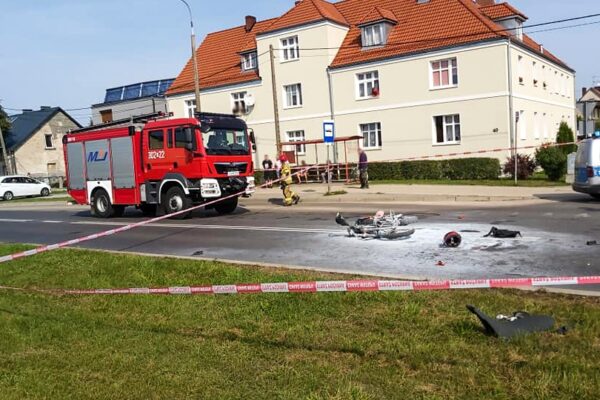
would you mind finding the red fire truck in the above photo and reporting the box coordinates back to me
[63,112,255,219]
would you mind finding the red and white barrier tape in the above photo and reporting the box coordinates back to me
[0,166,315,265]
[2,276,599,297]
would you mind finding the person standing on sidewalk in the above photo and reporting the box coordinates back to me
[359,148,369,189]
[279,154,300,206]
[262,155,274,188]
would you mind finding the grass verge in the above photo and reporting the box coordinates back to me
[0,196,73,204]
[1,244,599,399]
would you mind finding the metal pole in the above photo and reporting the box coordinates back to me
[326,145,330,194]
[0,125,10,175]
[514,116,518,185]
[178,0,201,113]
[269,45,282,154]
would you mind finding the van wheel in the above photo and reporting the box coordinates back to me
[91,189,114,218]
[214,197,238,215]
[162,186,191,219]
[3,191,14,201]
[41,188,50,197]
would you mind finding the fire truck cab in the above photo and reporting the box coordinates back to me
[63,112,255,218]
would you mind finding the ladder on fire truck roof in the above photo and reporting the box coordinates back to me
[69,111,173,134]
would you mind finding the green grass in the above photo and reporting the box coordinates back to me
[1,244,599,399]
[324,190,348,196]
[372,175,569,187]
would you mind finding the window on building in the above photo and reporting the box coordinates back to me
[281,36,299,61]
[543,113,549,139]
[231,92,247,114]
[361,23,385,47]
[149,130,165,150]
[45,134,54,149]
[532,61,538,86]
[517,55,524,85]
[47,163,57,175]
[186,100,196,118]
[356,71,379,99]
[360,122,382,149]
[433,115,461,144]
[100,109,113,123]
[515,20,523,41]
[534,112,540,139]
[241,52,257,71]
[431,58,458,88]
[518,110,527,140]
[286,130,306,155]
[542,65,547,89]
[284,84,303,108]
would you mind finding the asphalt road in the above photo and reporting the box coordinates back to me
[0,193,599,292]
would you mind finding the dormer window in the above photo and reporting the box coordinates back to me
[241,52,257,71]
[358,7,397,49]
[362,23,385,47]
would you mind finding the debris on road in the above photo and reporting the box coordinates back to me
[587,240,599,246]
[484,227,522,238]
[467,305,555,339]
[335,211,418,240]
[443,231,462,248]
[436,260,446,267]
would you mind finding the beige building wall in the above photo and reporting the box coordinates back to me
[167,23,576,167]
[13,113,77,176]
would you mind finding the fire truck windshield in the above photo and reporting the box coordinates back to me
[202,128,249,155]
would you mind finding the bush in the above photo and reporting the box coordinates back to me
[556,121,577,155]
[368,158,500,181]
[502,154,537,180]
[535,145,567,181]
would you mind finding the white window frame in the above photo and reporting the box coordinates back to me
[543,113,549,139]
[231,91,247,114]
[430,58,458,89]
[356,71,379,99]
[361,23,384,48]
[241,52,257,71]
[280,36,299,62]
[185,99,196,118]
[44,133,54,149]
[286,130,306,155]
[518,110,527,140]
[534,112,540,140]
[433,114,461,145]
[359,122,382,149]
[283,83,303,109]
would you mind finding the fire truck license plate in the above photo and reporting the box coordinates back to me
[227,171,240,177]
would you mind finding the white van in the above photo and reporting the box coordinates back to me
[573,136,600,199]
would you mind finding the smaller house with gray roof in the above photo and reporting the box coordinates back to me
[1,107,81,177]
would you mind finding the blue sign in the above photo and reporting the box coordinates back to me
[323,120,335,144]
[594,130,600,138]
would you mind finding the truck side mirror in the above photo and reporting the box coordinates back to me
[248,128,256,144]
[200,124,211,133]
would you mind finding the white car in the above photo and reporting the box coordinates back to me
[0,175,52,201]
[573,135,600,200]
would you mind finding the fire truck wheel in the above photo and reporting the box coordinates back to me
[91,189,114,218]
[214,197,238,215]
[162,186,192,219]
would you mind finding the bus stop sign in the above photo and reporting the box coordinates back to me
[323,120,335,144]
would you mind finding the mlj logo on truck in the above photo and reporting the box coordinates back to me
[87,150,108,163]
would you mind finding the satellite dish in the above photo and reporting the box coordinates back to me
[245,93,255,107]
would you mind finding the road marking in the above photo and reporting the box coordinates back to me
[0,218,33,223]
[42,220,63,224]
[71,220,338,234]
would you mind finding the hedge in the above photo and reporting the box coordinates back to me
[368,158,500,181]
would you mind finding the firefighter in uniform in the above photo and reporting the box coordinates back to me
[279,154,300,206]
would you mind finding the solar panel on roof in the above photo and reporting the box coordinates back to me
[158,79,174,94]
[141,81,159,97]
[123,84,142,100]
[105,87,123,103]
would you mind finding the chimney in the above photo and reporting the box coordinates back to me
[540,45,544,54]
[245,15,256,32]
[475,0,495,6]
[582,87,587,98]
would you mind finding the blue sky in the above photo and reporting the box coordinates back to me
[0,0,598,123]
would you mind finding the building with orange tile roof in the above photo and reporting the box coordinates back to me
[166,0,576,167]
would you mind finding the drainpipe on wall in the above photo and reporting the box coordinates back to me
[326,67,338,163]
[506,38,517,185]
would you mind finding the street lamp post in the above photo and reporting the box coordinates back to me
[178,0,201,114]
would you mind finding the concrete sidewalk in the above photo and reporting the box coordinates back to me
[250,182,575,203]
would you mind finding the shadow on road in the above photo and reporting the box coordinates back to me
[534,193,599,203]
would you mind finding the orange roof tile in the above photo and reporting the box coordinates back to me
[261,0,348,34]
[357,6,398,26]
[479,2,527,21]
[168,0,571,95]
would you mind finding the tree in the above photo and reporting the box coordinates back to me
[556,121,576,155]
[0,105,10,134]
[536,146,567,181]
